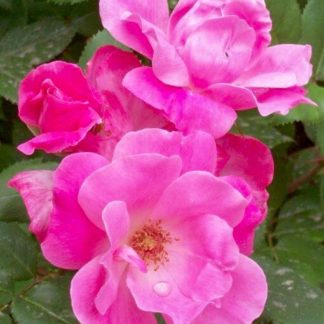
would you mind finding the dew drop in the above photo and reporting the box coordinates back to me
[153,281,172,297]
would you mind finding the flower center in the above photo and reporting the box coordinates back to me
[130,220,173,271]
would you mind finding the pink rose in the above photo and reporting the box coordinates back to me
[9,129,270,323]
[18,45,166,158]
[100,0,314,138]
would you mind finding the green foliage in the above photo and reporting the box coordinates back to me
[79,30,128,68]
[301,0,324,73]
[266,0,302,43]
[47,0,88,4]
[0,18,76,102]
[12,275,77,324]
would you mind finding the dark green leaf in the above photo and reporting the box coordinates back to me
[0,222,37,280]
[301,0,324,70]
[0,18,76,102]
[266,0,302,43]
[0,272,14,306]
[0,312,13,324]
[254,255,324,324]
[234,111,293,149]
[79,30,128,68]
[12,275,78,324]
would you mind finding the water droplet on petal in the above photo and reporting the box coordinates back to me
[153,281,172,297]
[212,299,222,309]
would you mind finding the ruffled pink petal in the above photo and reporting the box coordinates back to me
[126,264,206,323]
[87,45,167,132]
[222,0,272,59]
[182,16,256,87]
[78,154,182,230]
[8,171,53,241]
[164,215,240,303]
[113,129,217,173]
[41,153,108,269]
[71,256,109,324]
[123,67,237,138]
[203,83,256,110]
[102,201,130,249]
[193,255,267,324]
[216,134,274,191]
[71,255,156,324]
[99,0,169,57]
[17,124,99,156]
[238,45,313,88]
[19,61,100,126]
[153,172,248,227]
[253,86,316,116]
[152,36,191,87]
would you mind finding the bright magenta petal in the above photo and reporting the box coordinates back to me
[216,133,274,190]
[8,170,53,241]
[124,67,237,138]
[113,129,217,173]
[41,153,108,269]
[78,154,182,229]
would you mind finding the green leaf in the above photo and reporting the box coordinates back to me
[0,159,57,222]
[301,0,324,70]
[266,0,302,43]
[234,111,293,149]
[0,272,14,306]
[0,312,12,324]
[0,144,23,172]
[269,83,320,126]
[316,49,324,82]
[47,0,88,4]
[12,275,78,324]
[79,30,128,68]
[0,18,76,102]
[0,222,38,280]
[0,0,27,39]
[254,255,324,324]
[276,189,324,242]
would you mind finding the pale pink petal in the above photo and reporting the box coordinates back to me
[216,133,274,190]
[222,0,272,58]
[71,255,156,324]
[78,154,182,229]
[41,153,108,269]
[254,86,316,116]
[99,0,169,57]
[87,45,167,131]
[123,67,237,138]
[203,83,256,110]
[127,265,206,323]
[164,215,240,302]
[71,256,109,324]
[153,172,248,227]
[238,45,313,88]
[182,16,256,87]
[8,170,53,241]
[152,36,191,87]
[194,255,267,324]
[113,129,217,173]
[102,201,130,249]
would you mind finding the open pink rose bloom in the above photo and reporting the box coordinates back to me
[101,0,314,138]
[10,129,273,323]
[8,0,315,322]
